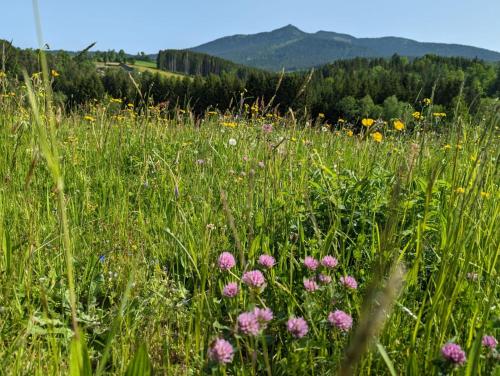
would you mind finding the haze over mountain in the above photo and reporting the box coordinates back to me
[190,25,500,71]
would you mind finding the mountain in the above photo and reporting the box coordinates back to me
[190,25,500,71]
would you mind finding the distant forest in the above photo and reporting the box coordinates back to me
[2,40,500,122]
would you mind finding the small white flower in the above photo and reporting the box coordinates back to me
[228,138,237,146]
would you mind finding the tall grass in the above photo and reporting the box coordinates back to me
[0,70,499,374]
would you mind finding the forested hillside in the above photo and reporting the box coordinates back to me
[2,40,499,122]
[191,24,500,71]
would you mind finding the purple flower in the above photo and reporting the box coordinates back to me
[287,317,309,338]
[242,270,266,289]
[222,282,239,298]
[303,256,319,271]
[318,274,332,285]
[340,276,358,290]
[258,254,275,269]
[262,123,273,133]
[218,252,236,271]
[482,335,498,349]
[328,310,353,332]
[303,278,319,292]
[441,343,466,366]
[196,159,205,165]
[321,255,338,269]
[208,338,234,364]
[253,307,273,328]
[237,312,260,336]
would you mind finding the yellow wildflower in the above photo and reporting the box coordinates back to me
[127,103,134,108]
[110,98,123,104]
[443,144,451,150]
[362,118,374,127]
[455,187,465,194]
[222,122,237,128]
[393,120,405,131]
[423,98,432,106]
[480,191,490,198]
[0,71,6,79]
[346,130,353,137]
[318,113,325,118]
[51,69,60,77]
[412,111,422,120]
[433,112,446,118]
[371,132,383,143]
[338,118,346,123]
[84,115,95,122]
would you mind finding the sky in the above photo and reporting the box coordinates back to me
[1,0,500,54]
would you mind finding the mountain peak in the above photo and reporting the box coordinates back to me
[275,24,302,32]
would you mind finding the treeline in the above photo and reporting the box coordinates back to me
[157,50,258,79]
[2,39,499,121]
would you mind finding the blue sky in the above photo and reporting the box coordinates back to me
[2,0,499,54]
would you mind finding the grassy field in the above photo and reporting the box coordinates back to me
[0,76,498,375]
[95,60,187,80]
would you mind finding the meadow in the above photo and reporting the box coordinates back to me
[0,72,499,375]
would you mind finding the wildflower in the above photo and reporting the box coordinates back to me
[338,118,346,123]
[258,161,265,169]
[318,113,325,118]
[51,69,59,77]
[441,343,466,366]
[253,307,273,327]
[0,71,6,79]
[371,132,383,143]
[222,282,239,298]
[480,191,490,198]
[110,98,122,104]
[196,159,205,165]
[321,255,338,269]
[433,112,447,118]
[443,144,452,150]
[482,335,497,349]
[237,312,260,336]
[287,317,309,338]
[346,130,353,137]
[84,115,95,122]
[328,310,353,332]
[340,276,358,290]
[258,254,275,269]
[98,255,106,263]
[209,338,234,364]
[228,138,237,146]
[466,272,478,281]
[362,118,374,127]
[303,256,319,271]
[455,187,465,194]
[218,252,236,271]
[222,121,237,128]
[423,98,432,106]
[303,278,319,292]
[412,111,422,120]
[318,274,332,285]
[206,223,216,231]
[393,120,405,131]
[261,123,273,133]
[242,270,266,289]
[127,103,134,108]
